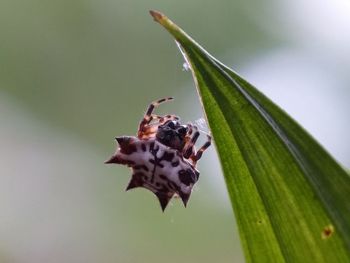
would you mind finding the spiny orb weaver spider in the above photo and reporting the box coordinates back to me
[105,97,211,211]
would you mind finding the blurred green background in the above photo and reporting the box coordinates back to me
[1,0,349,262]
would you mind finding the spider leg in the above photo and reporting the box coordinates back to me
[186,123,194,136]
[183,125,200,159]
[190,134,212,164]
[138,125,159,139]
[152,114,180,124]
[138,97,173,138]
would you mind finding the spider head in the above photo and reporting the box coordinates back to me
[156,120,188,151]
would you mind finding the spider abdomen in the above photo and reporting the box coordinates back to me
[106,137,199,210]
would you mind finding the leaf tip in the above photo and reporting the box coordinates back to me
[149,10,165,23]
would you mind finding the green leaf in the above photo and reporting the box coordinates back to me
[150,10,350,262]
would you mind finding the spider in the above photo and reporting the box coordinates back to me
[105,97,211,211]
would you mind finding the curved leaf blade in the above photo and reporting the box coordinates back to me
[150,11,350,262]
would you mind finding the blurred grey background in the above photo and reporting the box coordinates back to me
[0,0,349,262]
